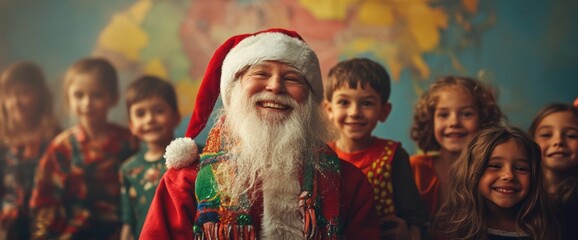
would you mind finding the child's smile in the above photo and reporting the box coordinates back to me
[479,139,530,209]
[326,85,390,146]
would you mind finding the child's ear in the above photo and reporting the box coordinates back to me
[128,121,138,135]
[323,100,334,120]
[379,102,392,122]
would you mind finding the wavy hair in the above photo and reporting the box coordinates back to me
[431,125,560,240]
[410,76,503,152]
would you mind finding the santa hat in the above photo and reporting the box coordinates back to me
[165,28,322,169]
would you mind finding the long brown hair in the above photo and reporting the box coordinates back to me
[529,102,578,204]
[431,125,560,240]
[0,61,60,144]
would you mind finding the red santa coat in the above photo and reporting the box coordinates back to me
[140,160,379,239]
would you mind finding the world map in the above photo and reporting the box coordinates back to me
[93,0,492,115]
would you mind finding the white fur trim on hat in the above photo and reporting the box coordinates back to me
[220,32,322,107]
[164,137,199,169]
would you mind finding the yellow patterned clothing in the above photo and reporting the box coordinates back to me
[329,137,427,229]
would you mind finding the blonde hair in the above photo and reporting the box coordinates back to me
[62,57,119,107]
[431,125,560,240]
[410,76,503,152]
[0,61,60,144]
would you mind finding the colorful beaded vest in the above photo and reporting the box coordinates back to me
[193,119,343,239]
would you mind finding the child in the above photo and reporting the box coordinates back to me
[0,61,60,240]
[324,58,427,239]
[119,76,180,240]
[409,76,503,216]
[431,125,560,240]
[29,57,139,239]
[529,102,578,239]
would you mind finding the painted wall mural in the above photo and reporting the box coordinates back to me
[1,0,576,153]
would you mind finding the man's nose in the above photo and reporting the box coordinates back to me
[265,76,286,94]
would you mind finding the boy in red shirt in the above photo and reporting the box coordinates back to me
[325,58,427,239]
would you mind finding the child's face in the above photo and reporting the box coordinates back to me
[129,97,180,146]
[533,111,578,173]
[2,83,40,124]
[67,74,117,125]
[325,84,391,143]
[478,139,531,210]
[433,87,480,154]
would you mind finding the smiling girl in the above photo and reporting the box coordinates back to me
[431,126,559,240]
[529,103,578,239]
[410,76,504,216]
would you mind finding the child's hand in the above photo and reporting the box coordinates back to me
[381,214,411,240]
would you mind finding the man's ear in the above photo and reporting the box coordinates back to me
[379,102,392,122]
[323,100,334,120]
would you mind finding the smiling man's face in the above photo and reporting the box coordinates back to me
[237,61,310,123]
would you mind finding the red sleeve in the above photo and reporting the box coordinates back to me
[409,154,439,216]
[339,160,380,239]
[140,164,198,240]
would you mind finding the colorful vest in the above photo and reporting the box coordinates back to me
[192,120,342,239]
[330,139,399,218]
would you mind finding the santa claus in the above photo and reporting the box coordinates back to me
[140,28,379,240]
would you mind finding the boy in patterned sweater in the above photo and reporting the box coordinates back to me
[119,76,180,240]
[324,58,427,239]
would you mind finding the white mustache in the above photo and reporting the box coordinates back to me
[249,92,297,109]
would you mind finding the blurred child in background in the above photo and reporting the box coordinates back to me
[119,76,180,240]
[29,57,138,239]
[529,102,578,239]
[0,61,60,240]
[410,76,503,216]
[431,125,560,240]
[325,58,427,239]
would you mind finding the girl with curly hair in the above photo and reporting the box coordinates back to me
[409,76,503,216]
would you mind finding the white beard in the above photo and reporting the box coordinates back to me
[219,82,334,239]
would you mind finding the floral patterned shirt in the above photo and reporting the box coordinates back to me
[29,124,138,240]
[119,149,167,239]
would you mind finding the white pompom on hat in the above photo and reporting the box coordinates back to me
[165,28,322,169]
